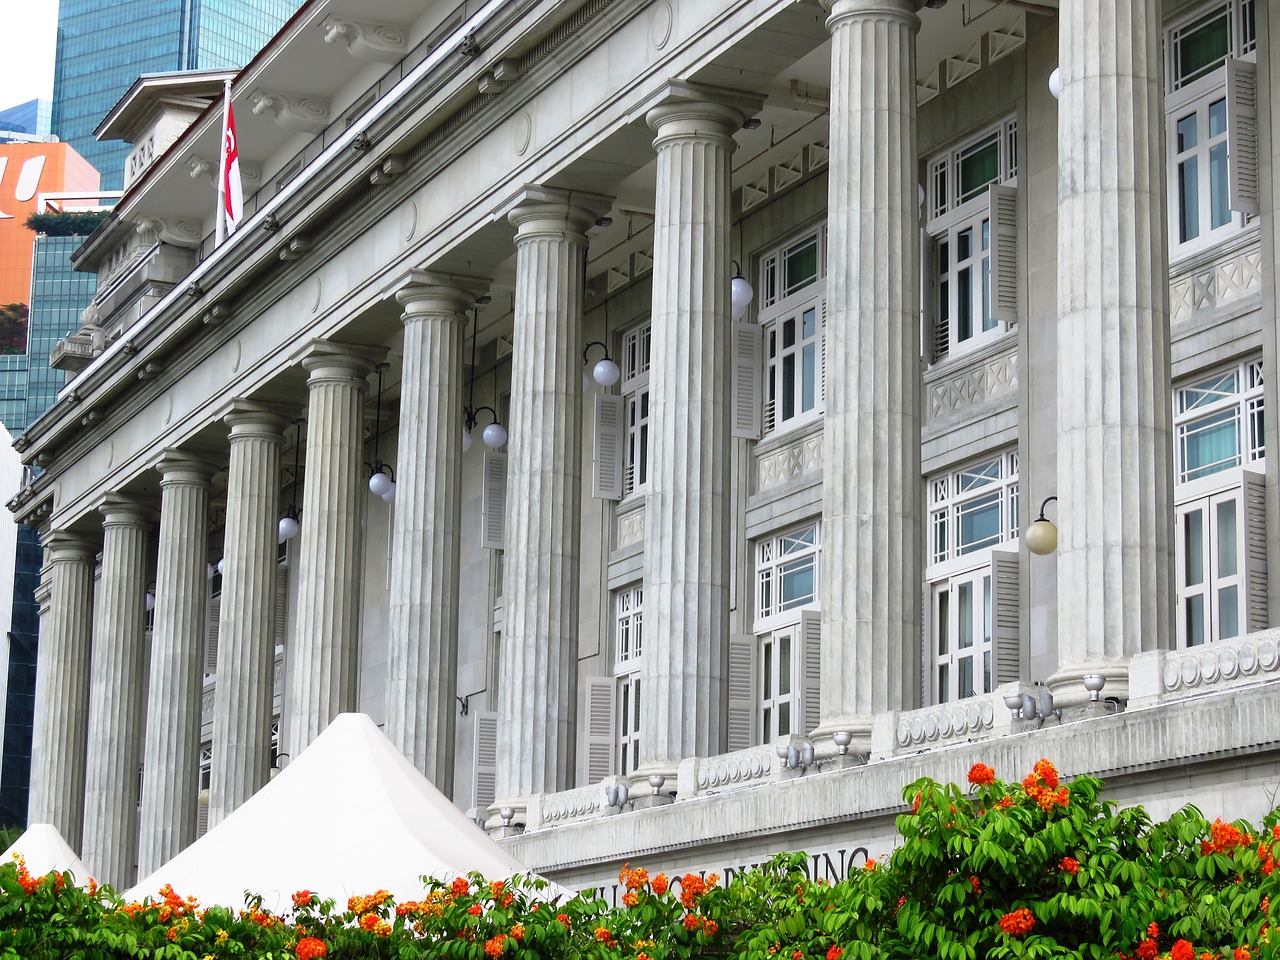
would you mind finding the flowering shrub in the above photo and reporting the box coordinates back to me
[1,759,1277,959]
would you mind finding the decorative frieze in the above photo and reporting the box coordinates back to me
[615,501,645,548]
[1170,241,1262,323]
[927,351,1018,420]
[756,427,823,492]
[740,140,829,213]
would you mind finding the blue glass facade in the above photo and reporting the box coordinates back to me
[52,0,302,189]
[0,234,97,827]
[0,100,52,141]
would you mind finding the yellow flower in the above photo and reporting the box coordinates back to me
[216,929,229,945]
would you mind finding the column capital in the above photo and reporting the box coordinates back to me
[97,494,158,526]
[822,0,925,27]
[44,530,96,562]
[503,185,614,241]
[643,81,764,142]
[154,450,219,488]
[295,339,387,383]
[389,270,491,320]
[221,399,294,439]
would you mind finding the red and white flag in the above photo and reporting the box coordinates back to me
[222,100,243,236]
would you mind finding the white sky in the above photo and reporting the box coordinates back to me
[1,2,59,112]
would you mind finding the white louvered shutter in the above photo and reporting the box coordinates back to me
[205,594,221,675]
[990,550,1021,684]
[988,183,1018,324]
[585,676,616,783]
[480,451,507,551]
[1227,58,1259,217]
[274,562,289,648]
[726,634,757,752]
[800,611,822,737]
[1242,469,1268,632]
[819,298,828,405]
[731,321,763,440]
[922,231,945,363]
[592,393,625,500]
[472,711,498,812]
[196,803,209,837]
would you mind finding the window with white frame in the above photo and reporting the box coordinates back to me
[757,524,820,622]
[925,120,1019,362]
[734,525,823,748]
[621,324,650,497]
[926,452,1021,703]
[614,584,643,775]
[758,229,826,434]
[1173,359,1267,646]
[1165,0,1258,258]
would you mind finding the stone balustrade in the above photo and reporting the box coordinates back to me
[1129,629,1280,708]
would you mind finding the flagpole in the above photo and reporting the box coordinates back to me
[215,78,231,246]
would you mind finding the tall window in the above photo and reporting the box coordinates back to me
[745,524,822,746]
[613,585,643,775]
[926,452,1020,703]
[1174,359,1267,646]
[758,229,826,435]
[926,120,1018,361]
[1166,0,1257,257]
[621,324,650,497]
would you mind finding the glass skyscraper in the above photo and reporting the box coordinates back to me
[52,0,303,190]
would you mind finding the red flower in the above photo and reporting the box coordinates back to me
[999,908,1035,936]
[556,913,571,929]
[1171,940,1195,960]
[292,890,314,908]
[1060,857,1080,875]
[1148,922,1160,938]
[827,947,844,960]
[968,875,981,894]
[450,876,470,897]
[793,952,803,960]
[1235,948,1251,960]
[968,763,996,786]
[468,904,483,916]
[1136,938,1159,960]
[704,919,719,936]
[296,938,328,960]
[911,793,922,814]
[998,796,1014,808]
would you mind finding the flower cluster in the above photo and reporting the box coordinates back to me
[1059,856,1080,875]
[1022,758,1069,812]
[967,762,996,787]
[296,935,327,960]
[998,907,1035,936]
[1202,819,1253,856]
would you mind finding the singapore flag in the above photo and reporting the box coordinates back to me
[222,101,243,236]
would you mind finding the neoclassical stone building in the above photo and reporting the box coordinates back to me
[12,0,1280,893]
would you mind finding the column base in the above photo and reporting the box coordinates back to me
[1047,661,1131,710]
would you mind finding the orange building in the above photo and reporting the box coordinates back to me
[0,143,99,307]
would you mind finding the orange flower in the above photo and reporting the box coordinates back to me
[911,793,922,814]
[292,890,314,908]
[359,913,379,931]
[651,873,669,896]
[863,860,878,872]
[703,919,719,936]
[1148,922,1160,938]
[469,904,483,916]
[706,873,720,889]
[490,880,504,898]
[1060,856,1080,875]
[827,947,844,960]
[374,920,392,937]
[968,875,981,894]
[510,924,525,941]
[1136,939,1159,960]
[296,937,328,960]
[683,914,700,931]
[679,873,707,908]
[999,907,1035,936]
[622,892,639,908]
[968,762,996,786]
[556,913,572,929]
[793,952,804,960]
[998,796,1014,809]
[451,876,471,897]
[1171,940,1195,960]
[1235,948,1251,960]
[484,934,507,958]
[594,926,612,942]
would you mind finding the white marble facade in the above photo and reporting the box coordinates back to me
[11,0,1280,890]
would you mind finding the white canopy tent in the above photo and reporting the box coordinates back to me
[1,823,91,882]
[127,712,547,911]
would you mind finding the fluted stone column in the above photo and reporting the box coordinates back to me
[27,531,95,851]
[137,454,214,876]
[1050,0,1172,704]
[386,274,488,793]
[285,343,382,759]
[640,84,761,777]
[210,403,288,827]
[81,497,153,888]
[817,0,922,749]
[493,187,611,815]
